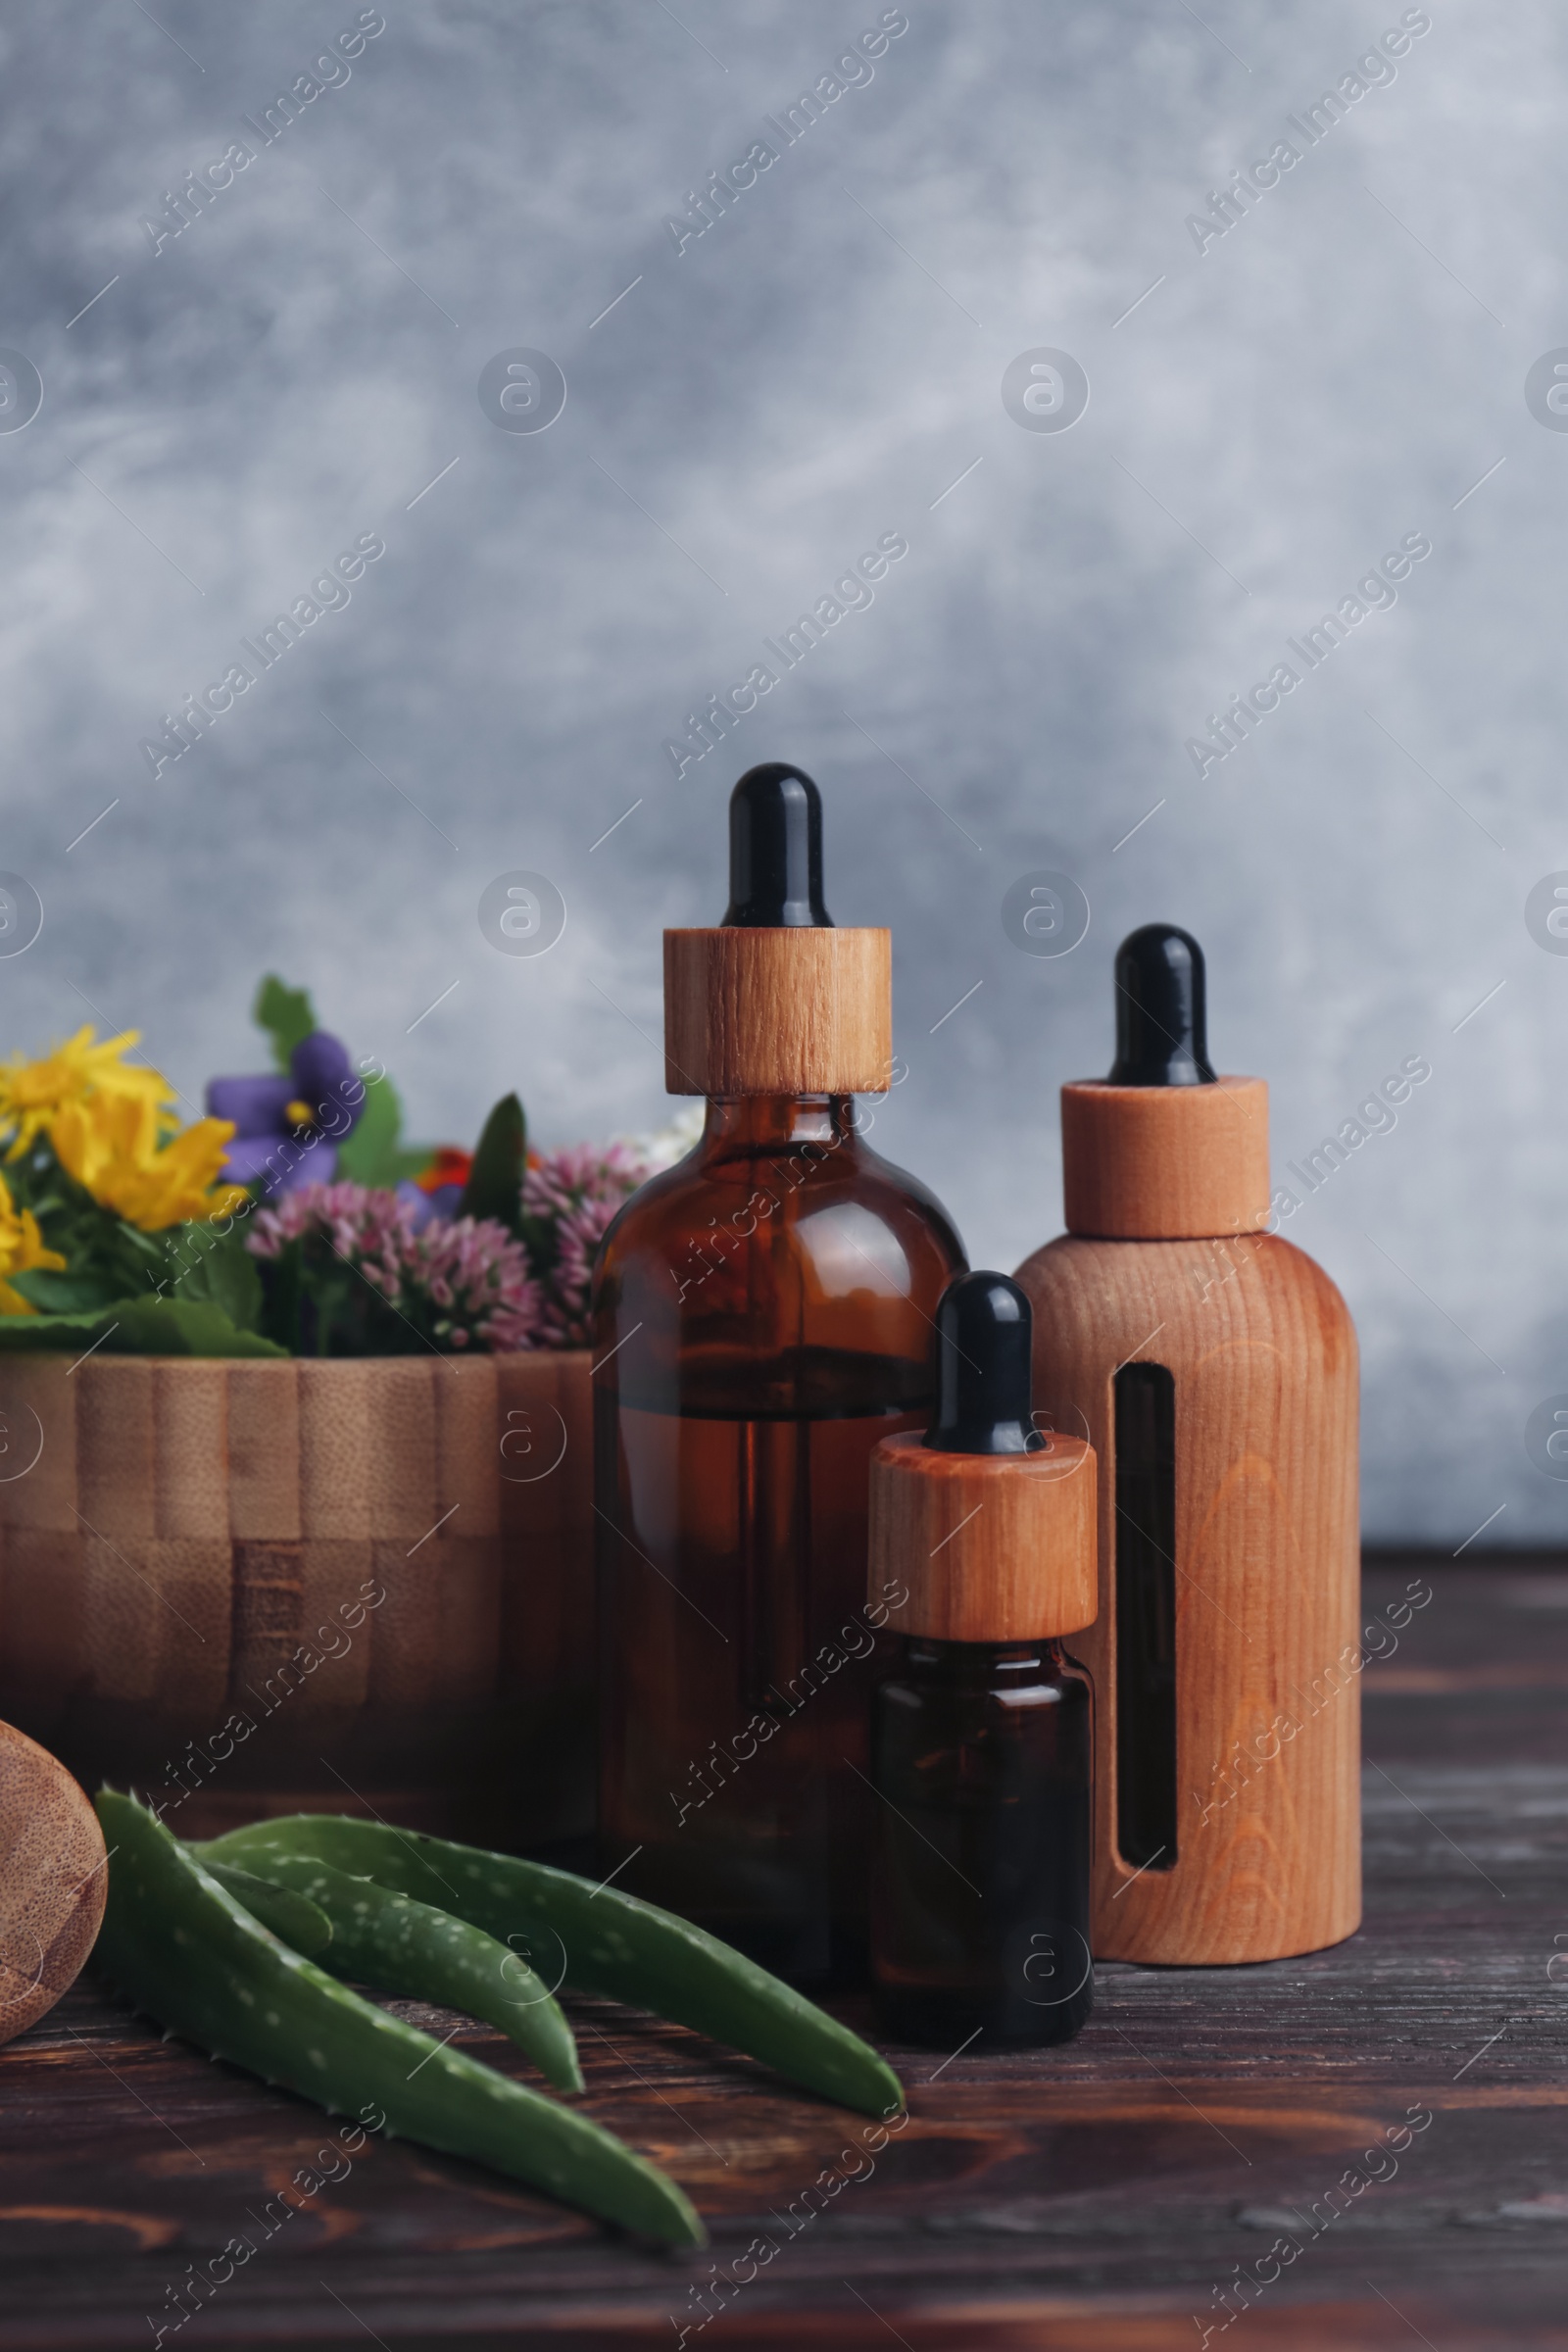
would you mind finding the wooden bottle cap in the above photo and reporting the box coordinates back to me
[1061,1075,1271,1239]
[868,1432,1098,1642]
[663,926,893,1096]
[664,762,893,1095]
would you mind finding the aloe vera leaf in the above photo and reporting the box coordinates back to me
[95,1794,703,2245]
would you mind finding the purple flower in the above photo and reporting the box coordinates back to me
[523,1142,649,1347]
[372,1140,649,1348]
[248,1180,542,1351]
[394,1176,467,1231]
[208,1030,365,1197]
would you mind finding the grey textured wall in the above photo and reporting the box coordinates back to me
[3,0,1564,1541]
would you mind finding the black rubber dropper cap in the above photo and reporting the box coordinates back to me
[1106,922,1216,1087]
[722,763,833,928]
[924,1271,1039,1456]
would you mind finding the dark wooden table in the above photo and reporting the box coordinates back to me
[4,1554,1565,2351]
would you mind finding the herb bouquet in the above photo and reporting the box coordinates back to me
[0,975,659,1360]
[0,980,681,1847]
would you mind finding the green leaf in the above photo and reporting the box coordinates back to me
[253,976,318,1075]
[459,1094,526,1234]
[336,1073,409,1187]
[165,1227,265,1332]
[202,1862,334,1959]
[8,1266,122,1315]
[0,1296,286,1357]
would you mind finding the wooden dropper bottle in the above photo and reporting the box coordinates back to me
[1013,924,1360,1965]
[593,763,966,1985]
[867,1272,1097,2046]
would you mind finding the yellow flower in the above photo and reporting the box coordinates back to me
[51,1092,249,1234]
[0,1168,66,1314]
[0,1025,173,1156]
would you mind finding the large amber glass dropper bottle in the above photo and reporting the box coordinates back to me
[593,763,966,1984]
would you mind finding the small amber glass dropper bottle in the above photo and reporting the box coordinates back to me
[867,1271,1098,2048]
[593,764,966,1985]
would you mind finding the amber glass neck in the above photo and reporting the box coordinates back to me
[698,1095,858,1154]
[903,1638,1067,1679]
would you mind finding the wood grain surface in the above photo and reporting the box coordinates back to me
[662,928,893,1096]
[1059,1079,1273,1242]
[867,1432,1097,1641]
[0,1718,106,2045]
[0,1352,593,1849]
[1014,1231,1360,1967]
[0,1555,1561,2350]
